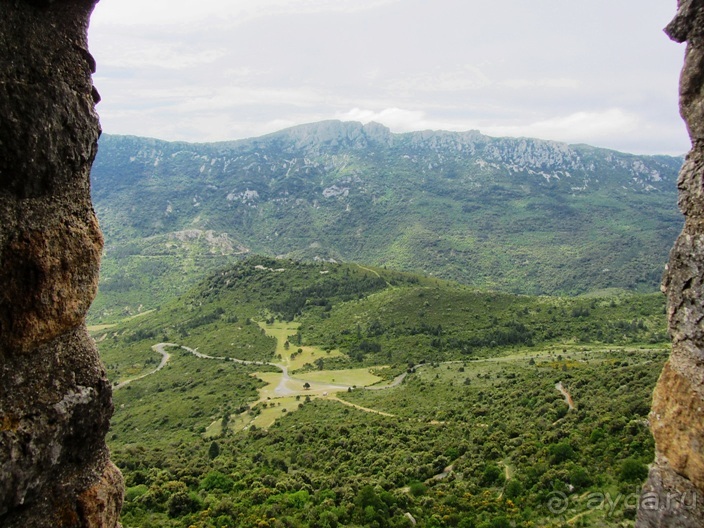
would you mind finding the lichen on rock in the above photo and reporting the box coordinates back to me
[0,0,123,526]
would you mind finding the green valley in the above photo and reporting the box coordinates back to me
[99,257,669,527]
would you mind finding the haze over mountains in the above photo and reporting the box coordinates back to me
[90,120,683,321]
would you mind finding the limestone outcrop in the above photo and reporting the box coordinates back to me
[0,0,123,526]
[636,1,704,526]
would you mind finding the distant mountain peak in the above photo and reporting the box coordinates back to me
[258,120,393,150]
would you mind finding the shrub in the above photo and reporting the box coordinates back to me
[409,481,427,496]
[125,484,148,502]
[549,442,575,464]
[167,491,202,517]
[619,458,648,483]
[200,471,234,492]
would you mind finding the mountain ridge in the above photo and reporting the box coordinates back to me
[103,119,683,176]
[89,120,683,322]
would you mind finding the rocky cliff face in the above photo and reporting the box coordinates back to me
[0,0,123,526]
[637,1,704,526]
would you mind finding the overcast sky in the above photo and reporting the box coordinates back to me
[89,0,688,155]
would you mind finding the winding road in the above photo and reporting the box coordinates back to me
[113,343,174,390]
[327,396,395,417]
[112,339,407,424]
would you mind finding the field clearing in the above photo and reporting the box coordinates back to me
[90,309,155,331]
[258,321,343,369]
[258,321,299,354]
[246,365,387,425]
[252,370,355,399]
[410,349,553,386]
[297,368,383,387]
[412,346,668,387]
[249,397,301,429]
[205,396,303,436]
[286,345,343,371]
[252,372,285,399]
[203,419,222,438]
[414,361,520,387]
[87,323,117,332]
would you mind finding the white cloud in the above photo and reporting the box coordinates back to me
[91,0,400,28]
[331,107,687,155]
[385,66,492,93]
[336,106,635,142]
[483,109,640,144]
[500,78,580,90]
[335,108,428,131]
[97,42,226,70]
[333,107,488,136]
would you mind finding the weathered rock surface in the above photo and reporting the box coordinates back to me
[637,1,704,526]
[0,0,123,526]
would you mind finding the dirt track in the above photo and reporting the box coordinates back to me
[113,343,174,390]
[556,381,576,410]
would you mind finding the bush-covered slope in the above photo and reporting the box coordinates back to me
[98,257,667,381]
[98,257,669,528]
[90,121,682,322]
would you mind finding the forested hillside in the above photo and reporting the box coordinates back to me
[96,257,669,527]
[89,121,682,322]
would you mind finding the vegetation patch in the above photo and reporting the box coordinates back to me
[99,257,670,527]
[295,367,383,387]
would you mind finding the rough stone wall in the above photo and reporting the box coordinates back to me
[0,0,123,526]
[636,1,704,526]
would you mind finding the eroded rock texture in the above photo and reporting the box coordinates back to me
[637,1,704,526]
[0,0,123,526]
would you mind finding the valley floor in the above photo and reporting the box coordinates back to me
[115,321,608,437]
[98,259,670,528]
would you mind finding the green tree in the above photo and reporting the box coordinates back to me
[570,466,592,490]
[620,459,648,482]
[221,411,230,435]
[167,491,201,517]
[504,479,523,499]
[200,471,233,492]
[549,442,575,464]
[208,441,220,459]
[480,464,504,486]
